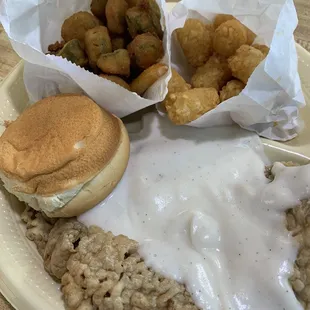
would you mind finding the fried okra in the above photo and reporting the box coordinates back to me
[176,19,214,68]
[130,63,168,95]
[213,19,248,57]
[137,0,163,39]
[100,74,131,90]
[105,0,128,34]
[228,44,265,84]
[90,0,108,21]
[128,33,163,69]
[97,49,131,76]
[57,39,88,67]
[111,36,126,51]
[61,12,100,46]
[126,7,157,38]
[165,88,220,125]
[85,26,112,69]
[191,54,232,91]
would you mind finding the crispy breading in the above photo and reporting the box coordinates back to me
[176,19,214,68]
[97,49,131,76]
[61,12,100,46]
[130,63,168,95]
[220,79,245,102]
[127,33,164,69]
[91,0,108,21]
[213,19,247,57]
[100,74,131,90]
[105,0,128,34]
[191,54,232,91]
[165,88,220,125]
[228,44,265,84]
[84,26,112,69]
[57,39,88,67]
[252,44,270,57]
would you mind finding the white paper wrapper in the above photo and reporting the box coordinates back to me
[166,0,305,141]
[0,0,171,118]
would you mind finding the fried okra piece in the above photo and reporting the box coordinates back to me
[165,88,220,125]
[97,49,130,76]
[128,33,163,69]
[91,0,108,21]
[176,19,214,68]
[85,26,112,69]
[111,36,126,51]
[228,44,265,84]
[105,0,128,34]
[220,79,245,102]
[61,12,100,46]
[100,74,131,90]
[130,63,168,95]
[137,0,163,39]
[213,19,248,57]
[125,0,138,7]
[252,44,270,57]
[57,39,88,67]
[191,54,232,91]
[126,7,157,38]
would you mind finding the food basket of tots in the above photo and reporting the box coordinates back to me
[0,0,310,310]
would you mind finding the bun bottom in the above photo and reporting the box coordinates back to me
[45,118,130,218]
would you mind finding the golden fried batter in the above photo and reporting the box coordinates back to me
[252,44,270,57]
[126,7,157,38]
[246,28,256,45]
[48,41,65,54]
[61,12,100,46]
[137,0,163,39]
[176,19,214,68]
[165,88,220,125]
[100,74,131,90]
[111,36,126,51]
[228,45,265,84]
[130,63,168,95]
[168,69,191,94]
[128,33,163,69]
[85,26,112,69]
[105,0,128,34]
[97,49,130,76]
[91,0,108,21]
[191,54,232,91]
[220,79,245,102]
[213,19,247,57]
[57,39,88,67]
[213,14,235,29]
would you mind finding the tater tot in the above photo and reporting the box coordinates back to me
[191,54,232,91]
[213,19,247,57]
[165,88,220,125]
[176,19,214,68]
[85,26,112,69]
[213,14,235,29]
[252,44,270,57]
[228,45,265,84]
[100,74,131,90]
[220,80,245,102]
[130,63,168,95]
[105,0,128,34]
[127,33,164,69]
[61,12,100,46]
[97,49,131,76]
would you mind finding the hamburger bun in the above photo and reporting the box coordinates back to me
[0,94,130,217]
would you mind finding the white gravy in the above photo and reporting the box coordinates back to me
[80,113,304,310]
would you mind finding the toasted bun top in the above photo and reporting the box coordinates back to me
[0,94,122,195]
